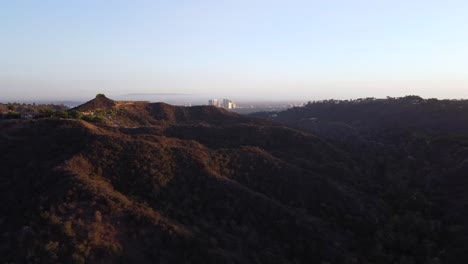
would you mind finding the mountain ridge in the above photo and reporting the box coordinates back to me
[1,99,363,263]
[2,95,467,263]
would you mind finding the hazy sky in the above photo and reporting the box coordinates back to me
[2,0,468,102]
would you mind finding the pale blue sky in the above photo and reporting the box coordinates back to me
[1,0,468,101]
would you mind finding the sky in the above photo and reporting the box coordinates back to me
[1,0,468,102]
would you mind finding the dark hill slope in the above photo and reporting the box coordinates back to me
[0,116,373,263]
[0,120,209,263]
[252,96,468,263]
[4,96,463,263]
[255,96,468,142]
[146,103,243,124]
[135,102,269,126]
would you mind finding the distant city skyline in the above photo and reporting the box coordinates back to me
[2,1,468,101]
[208,98,237,109]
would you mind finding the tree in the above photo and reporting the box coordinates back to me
[7,103,16,112]
[54,110,69,118]
[69,110,83,119]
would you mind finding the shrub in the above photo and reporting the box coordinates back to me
[69,110,83,119]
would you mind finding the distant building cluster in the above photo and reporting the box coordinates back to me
[208,99,237,109]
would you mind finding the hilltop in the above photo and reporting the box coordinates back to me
[73,94,117,112]
[71,94,263,127]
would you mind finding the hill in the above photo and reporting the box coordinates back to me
[72,94,267,128]
[252,96,468,142]
[0,102,362,263]
[252,96,468,263]
[1,95,466,263]
[73,94,117,112]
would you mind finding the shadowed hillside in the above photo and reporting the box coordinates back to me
[252,96,468,142]
[1,95,466,263]
[252,96,468,263]
[0,99,364,264]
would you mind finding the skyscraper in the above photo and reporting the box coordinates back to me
[208,99,220,107]
[222,99,236,109]
[209,98,236,109]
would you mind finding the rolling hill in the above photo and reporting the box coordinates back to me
[1,95,466,263]
[252,96,468,263]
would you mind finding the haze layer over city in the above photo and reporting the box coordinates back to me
[2,0,468,103]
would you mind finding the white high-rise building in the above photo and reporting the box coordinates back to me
[208,99,220,107]
[222,99,236,109]
[209,98,236,109]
